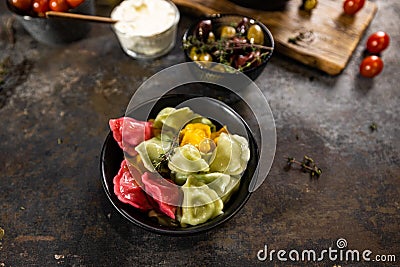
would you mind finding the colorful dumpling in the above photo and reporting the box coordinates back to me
[109,117,153,156]
[135,136,171,172]
[180,176,224,226]
[109,106,253,228]
[209,133,250,175]
[173,172,239,203]
[153,107,199,132]
[197,173,239,203]
[219,175,240,203]
[172,172,225,186]
[168,144,209,174]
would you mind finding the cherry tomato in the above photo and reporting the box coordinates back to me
[32,0,49,14]
[49,0,69,11]
[343,0,365,15]
[65,0,84,8]
[359,55,383,78]
[10,0,32,11]
[366,31,390,54]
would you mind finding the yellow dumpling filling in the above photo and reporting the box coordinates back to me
[180,123,211,149]
[180,123,229,153]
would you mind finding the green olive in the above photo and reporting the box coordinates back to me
[247,24,264,45]
[220,26,236,39]
[189,47,201,61]
[199,52,213,62]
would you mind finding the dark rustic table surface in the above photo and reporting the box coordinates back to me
[0,0,399,266]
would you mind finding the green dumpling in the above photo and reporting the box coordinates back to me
[180,176,224,226]
[173,172,228,186]
[153,107,199,132]
[209,133,250,175]
[168,144,209,174]
[153,107,175,129]
[173,172,240,203]
[135,136,171,172]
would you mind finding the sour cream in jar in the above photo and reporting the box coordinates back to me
[111,0,180,59]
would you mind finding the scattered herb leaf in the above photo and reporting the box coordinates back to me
[285,155,322,178]
[369,122,378,132]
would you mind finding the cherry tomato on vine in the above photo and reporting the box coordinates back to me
[32,0,49,14]
[10,0,32,11]
[366,31,390,54]
[49,0,69,11]
[343,0,365,15]
[359,55,383,78]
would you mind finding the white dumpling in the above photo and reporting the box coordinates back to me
[209,133,250,175]
[135,137,170,172]
[153,107,199,132]
[180,176,224,226]
[168,144,209,174]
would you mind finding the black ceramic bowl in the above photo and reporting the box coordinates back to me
[182,14,274,81]
[6,0,95,45]
[100,88,260,236]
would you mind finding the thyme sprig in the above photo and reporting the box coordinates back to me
[184,35,273,72]
[184,35,274,53]
[285,155,322,178]
[152,135,179,174]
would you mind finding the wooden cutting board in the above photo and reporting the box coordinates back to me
[172,0,377,75]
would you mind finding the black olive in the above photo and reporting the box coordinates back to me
[194,20,212,42]
[237,17,249,35]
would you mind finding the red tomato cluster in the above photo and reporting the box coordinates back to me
[359,31,390,78]
[10,0,84,15]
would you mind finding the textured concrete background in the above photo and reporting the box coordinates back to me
[0,0,399,266]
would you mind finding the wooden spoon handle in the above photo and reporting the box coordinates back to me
[45,11,117,24]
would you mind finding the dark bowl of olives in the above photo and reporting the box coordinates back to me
[182,14,274,81]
